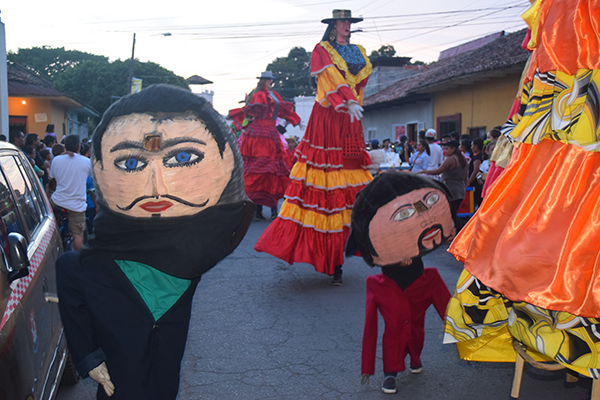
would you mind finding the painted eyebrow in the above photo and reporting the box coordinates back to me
[110,137,206,153]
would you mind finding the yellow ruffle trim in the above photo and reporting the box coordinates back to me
[279,201,351,232]
[290,163,373,190]
[521,0,543,50]
[315,41,372,107]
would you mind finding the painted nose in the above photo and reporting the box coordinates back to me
[143,159,168,197]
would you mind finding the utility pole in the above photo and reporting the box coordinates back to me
[126,33,136,95]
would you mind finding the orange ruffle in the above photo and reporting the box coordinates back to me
[524,0,600,79]
[450,140,600,318]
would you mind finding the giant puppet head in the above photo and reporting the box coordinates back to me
[87,84,253,279]
[346,172,454,267]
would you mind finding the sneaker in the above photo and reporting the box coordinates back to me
[381,376,397,394]
[331,273,342,286]
[271,209,278,219]
[331,266,342,286]
[409,364,423,374]
[255,213,266,220]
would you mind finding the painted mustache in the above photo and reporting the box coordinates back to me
[117,194,209,211]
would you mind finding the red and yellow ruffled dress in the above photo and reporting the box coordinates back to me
[444,0,600,378]
[239,89,300,208]
[254,41,373,275]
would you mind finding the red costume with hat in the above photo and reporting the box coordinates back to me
[255,10,373,275]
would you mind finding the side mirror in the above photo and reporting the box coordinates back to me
[8,233,29,282]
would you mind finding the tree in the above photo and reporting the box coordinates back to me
[9,46,189,116]
[8,46,107,81]
[266,47,313,101]
[54,59,189,115]
[369,45,397,62]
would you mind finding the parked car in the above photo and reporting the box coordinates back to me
[0,141,77,399]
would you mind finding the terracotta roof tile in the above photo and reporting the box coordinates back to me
[363,29,529,108]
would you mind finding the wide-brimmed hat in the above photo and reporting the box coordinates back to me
[322,9,363,24]
[257,71,276,80]
[442,140,460,148]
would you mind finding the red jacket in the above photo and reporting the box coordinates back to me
[361,269,450,375]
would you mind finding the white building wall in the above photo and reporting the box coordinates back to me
[362,100,434,144]
[285,96,316,140]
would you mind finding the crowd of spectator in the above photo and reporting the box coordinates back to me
[6,125,94,249]
[367,125,503,229]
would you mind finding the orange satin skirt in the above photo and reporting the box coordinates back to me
[450,139,600,318]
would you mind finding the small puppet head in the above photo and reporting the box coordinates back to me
[347,172,454,267]
[92,84,244,218]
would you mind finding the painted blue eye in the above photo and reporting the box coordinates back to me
[163,149,203,168]
[176,152,191,163]
[115,156,147,172]
[126,158,138,169]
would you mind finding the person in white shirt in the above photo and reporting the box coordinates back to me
[425,129,443,170]
[50,135,92,250]
[368,139,386,176]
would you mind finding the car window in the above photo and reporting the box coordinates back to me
[0,165,22,257]
[0,155,43,238]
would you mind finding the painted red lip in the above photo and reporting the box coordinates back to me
[139,200,173,213]
[423,228,441,241]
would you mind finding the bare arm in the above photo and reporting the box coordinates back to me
[466,159,482,186]
[418,156,456,175]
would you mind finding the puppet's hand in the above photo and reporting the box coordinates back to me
[347,103,364,123]
[89,362,115,397]
[361,374,371,384]
[400,257,413,266]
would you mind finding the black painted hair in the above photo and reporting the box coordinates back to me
[92,84,228,162]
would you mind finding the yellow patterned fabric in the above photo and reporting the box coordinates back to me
[290,163,373,190]
[508,69,600,151]
[445,269,600,377]
[278,201,351,233]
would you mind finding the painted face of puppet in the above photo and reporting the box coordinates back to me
[368,187,454,265]
[94,112,235,218]
[335,19,351,43]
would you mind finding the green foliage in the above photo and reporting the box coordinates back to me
[54,59,189,115]
[266,47,313,101]
[9,46,189,115]
[8,46,107,80]
[369,45,397,62]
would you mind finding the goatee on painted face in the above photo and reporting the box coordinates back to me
[94,113,235,218]
[368,188,454,266]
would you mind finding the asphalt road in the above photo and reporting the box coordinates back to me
[58,217,593,400]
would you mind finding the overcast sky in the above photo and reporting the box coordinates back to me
[1,0,529,115]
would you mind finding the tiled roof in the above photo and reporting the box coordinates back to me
[8,81,65,97]
[363,29,529,108]
[186,75,213,85]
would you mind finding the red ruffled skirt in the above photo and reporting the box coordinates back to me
[239,119,290,208]
[254,103,373,274]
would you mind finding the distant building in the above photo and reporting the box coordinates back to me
[284,96,315,139]
[186,75,214,105]
[7,62,99,140]
[362,29,530,144]
[363,56,423,98]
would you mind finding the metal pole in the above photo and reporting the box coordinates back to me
[127,33,136,95]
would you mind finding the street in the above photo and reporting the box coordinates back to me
[58,218,593,400]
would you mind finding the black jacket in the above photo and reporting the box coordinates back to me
[56,251,200,400]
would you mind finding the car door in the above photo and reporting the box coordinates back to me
[0,149,63,400]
